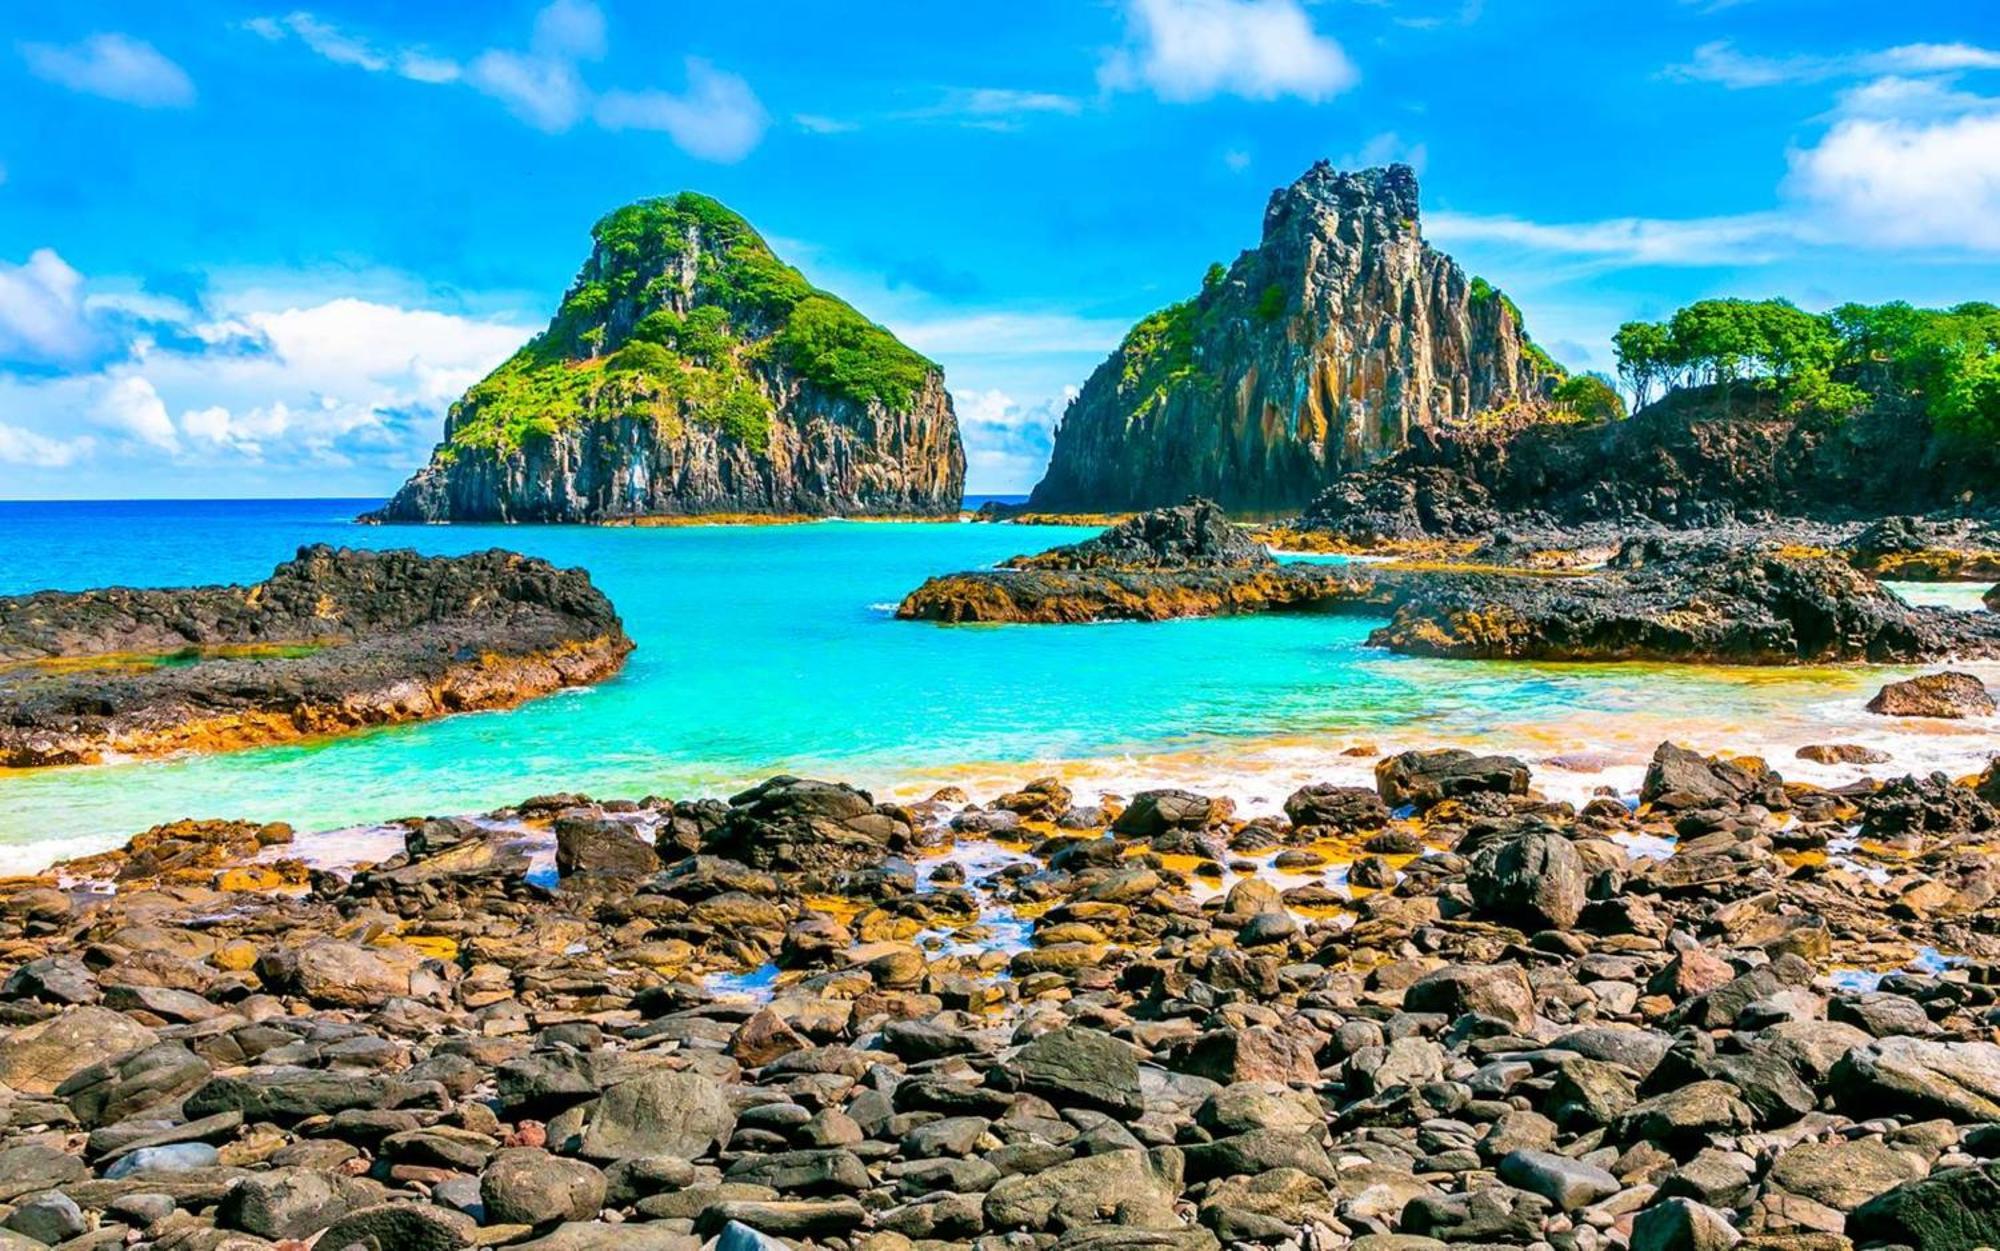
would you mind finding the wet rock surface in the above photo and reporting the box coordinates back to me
[0,545,633,767]
[3,738,2000,1249]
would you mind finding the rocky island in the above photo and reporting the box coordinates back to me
[368,193,965,523]
[0,546,631,767]
[1024,163,1569,515]
[5,745,2000,1249]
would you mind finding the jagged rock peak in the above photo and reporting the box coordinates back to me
[1027,161,1564,516]
[368,192,965,523]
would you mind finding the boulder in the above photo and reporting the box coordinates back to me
[0,1006,156,1095]
[483,1148,608,1226]
[705,777,909,873]
[1767,1138,1926,1211]
[1403,963,1536,1030]
[555,816,661,883]
[579,1070,737,1161]
[983,1147,1184,1231]
[1640,742,1782,810]
[1849,1160,2000,1251]
[217,1168,386,1240]
[1867,671,1996,718]
[1375,749,1530,811]
[1831,1037,2000,1121]
[1466,828,1585,930]
[1112,790,1230,837]
[1282,784,1389,832]
[1009,1027,1143,1115]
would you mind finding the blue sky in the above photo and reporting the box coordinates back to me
[4,0,1999,499]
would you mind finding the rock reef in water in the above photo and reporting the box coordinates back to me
[368,193,964,523]
[1370,538,2000,664]
[902,504,2000,663]
[1027,162,1564,514]
[0,545,632,767]
[7,741,2000,1247]
[898,498,1389,623]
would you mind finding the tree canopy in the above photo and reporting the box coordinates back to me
[1611,298,2000,442]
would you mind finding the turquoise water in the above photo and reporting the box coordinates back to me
[1,499,1996,872]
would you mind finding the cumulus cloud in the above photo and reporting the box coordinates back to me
[1100,0,1357,103]
[595,60,769,161]
[0,423,92,469]
[247,1,764,159]
[0,249,94,366]
[20,33,194,108]
[1787,110,2000,252]
[952,388,1076,494]
[92,376,179,450]
[0,253,533,489]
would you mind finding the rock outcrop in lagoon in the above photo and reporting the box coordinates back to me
[370,193,965,523]
[902,502,2000,663]
[8,743,2000,1247]
[1025,163,1565,515]
[0,546,632,767]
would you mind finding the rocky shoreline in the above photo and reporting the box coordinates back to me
[900,501,2000,666]
[4,742,2000,1249]
[0,546,632,768]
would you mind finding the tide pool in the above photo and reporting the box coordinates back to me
[0,498,1994,872]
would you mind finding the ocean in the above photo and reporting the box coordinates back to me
[1,497,1994,873]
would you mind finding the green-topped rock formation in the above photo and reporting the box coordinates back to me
[1027,162,1566,515]
[370,193,965,522]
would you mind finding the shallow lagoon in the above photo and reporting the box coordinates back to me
[1,498,1993,872]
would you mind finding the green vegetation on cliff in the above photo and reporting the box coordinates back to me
[447,192,935,455]
[1470,276,1566,383]
[1613,298,2000,441]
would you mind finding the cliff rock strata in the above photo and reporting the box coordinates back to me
[1027,162,1562,514]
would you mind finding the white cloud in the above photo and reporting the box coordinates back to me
[0,249,93,365]
[795,113,858,135]
[595,60,769,161]
[20,33,194,108]
[469,48,590,131]
[1425,210,1801,266]
[0,423,92,468]
[1787,110,2000,252]
[1669,39,2000,89]
[93,376,179,450]
[248,12,462,84]
[952,387,1076,494]
[0,254,535,487]
[248,2,762,160]
[1100,0,1357,103]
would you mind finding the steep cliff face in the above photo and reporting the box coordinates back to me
[1027,162,1563,514]
[371,193,965,522]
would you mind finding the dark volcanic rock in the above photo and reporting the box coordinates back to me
[1375,748,1531,810]
[1371,538,2000,664]
[1026,163,1560,513]
[1467,828,1586,930]
[1867,671,1996,718]
[704,777,910,874]
[1018,498,1271,571]
[0,545,632,767]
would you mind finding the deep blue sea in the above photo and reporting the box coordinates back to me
[0,498,1993,871]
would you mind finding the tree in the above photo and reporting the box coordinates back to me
[1613,321,1671,409]
[1553,372,1627,424]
